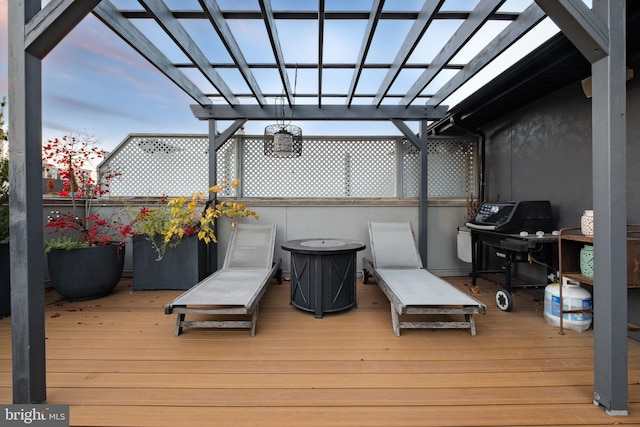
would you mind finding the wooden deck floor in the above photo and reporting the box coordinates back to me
[1,276,640,426]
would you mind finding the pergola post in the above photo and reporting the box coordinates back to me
[205,118,247,274]
[208,119,218,274]
[391,119,429,263]
[418,120,429,262]
[8,0,47,404]
[7,0,102,402]
[591,0,627,415]
[535,0,628,414]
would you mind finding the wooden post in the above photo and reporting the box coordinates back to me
[8,0,46,404]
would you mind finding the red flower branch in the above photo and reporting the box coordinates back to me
[43,135,130,247]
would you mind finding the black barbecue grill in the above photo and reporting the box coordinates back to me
[466,201,557,311]
[466,200,554,233]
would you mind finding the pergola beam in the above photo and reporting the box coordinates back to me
[372,0,444,107]
[346,0,384,107]
[191,104,448,121]
[198,0,267,106]
[402,0,504,106]
[258,0,293,106]
[25,0,102,59]
[535,0,609,64]
[318,0,325,107]
[214,119,247,151]
[92,1,213,106]
[427,2,546,107]
[138,0,239,105]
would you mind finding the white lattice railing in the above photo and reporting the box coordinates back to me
[99,134,477,199]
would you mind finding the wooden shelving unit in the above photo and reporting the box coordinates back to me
[557,225,640,334]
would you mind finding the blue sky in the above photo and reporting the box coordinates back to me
[1,0,214,151]
[0,0,560,152]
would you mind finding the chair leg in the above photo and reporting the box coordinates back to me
[391,304,401,336]
[174,313,185,336]
[250,305,259,336]
[467,314,477,336]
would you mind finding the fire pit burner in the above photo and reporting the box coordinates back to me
[299,239,347,248]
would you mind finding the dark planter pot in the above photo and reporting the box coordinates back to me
[133,235,208,290]
[47,244,125,301]
[0,243,10,317]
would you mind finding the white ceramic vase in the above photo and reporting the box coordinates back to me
[581,210,594,236]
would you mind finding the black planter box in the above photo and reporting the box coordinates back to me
[133,235,208,290]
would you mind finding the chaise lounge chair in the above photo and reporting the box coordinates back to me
[362,222,486,336]
[164,223,281,336]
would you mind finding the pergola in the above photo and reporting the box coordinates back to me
[8,0,628,415]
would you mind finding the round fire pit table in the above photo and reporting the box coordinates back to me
[282,239,366,318]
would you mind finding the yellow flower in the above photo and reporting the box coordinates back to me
[152,179,258,256]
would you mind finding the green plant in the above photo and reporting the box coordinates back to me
[130,180,258,260]
[44,237,94,252]
[0,96,7,143]
[0,96,8,243]
[0,157,8,243]
[130,200,172,238]
[128,197,172,258]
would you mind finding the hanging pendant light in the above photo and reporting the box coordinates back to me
[264,122,302,157]
[264,67,302,157]
[273,128,293,153]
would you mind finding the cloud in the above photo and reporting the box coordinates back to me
[47,93,152,122]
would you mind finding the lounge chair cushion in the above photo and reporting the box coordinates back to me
[223,223,276,270]
[369,222,423,269]
[375,268,479,310]
[166,269,274,307]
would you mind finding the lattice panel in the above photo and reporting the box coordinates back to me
[242,137,397,198]
[402,137,476,198]
[214,139,237,196]
[100,135,236,197]
[101,134,476,199]
[402,141,420,198]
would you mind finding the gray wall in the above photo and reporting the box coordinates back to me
[479,58,640,329]
[225,204,471,278]
[42,201,473,281]
[481,63,639,227]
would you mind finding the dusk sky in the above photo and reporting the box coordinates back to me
[0,0,560,152]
